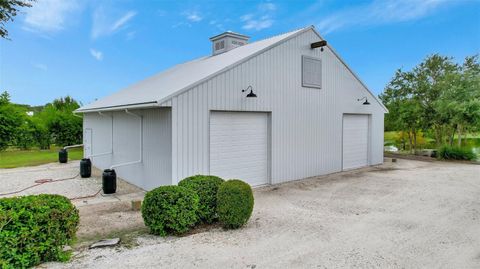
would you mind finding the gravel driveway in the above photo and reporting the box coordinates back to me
[43,159,480,268]
[0,161,143,207]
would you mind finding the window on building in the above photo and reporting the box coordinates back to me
[302,56,322,88]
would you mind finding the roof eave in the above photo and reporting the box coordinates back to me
[75,101,162,113]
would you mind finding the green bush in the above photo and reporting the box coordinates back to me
[216,180,254,229]
[0,194,79,269]
[437,145,477,161]
[178,175,224,224]
[141,186,199,236]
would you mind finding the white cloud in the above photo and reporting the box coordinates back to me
[259,2,276,12]
[241,3,276,31]
[240,14,253,21]
[209,20,225,30]
[172,22,191,28]
[23,0,79,33]
[91,8,137,39]
[90,49,103,61]
[183,11,203,22]
[32,63,48,71]
[242,17,273,31]
[318,0,453,34]
[173,10,203,28]
[112,11,137,31]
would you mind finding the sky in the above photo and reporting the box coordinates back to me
[0,0,479,106]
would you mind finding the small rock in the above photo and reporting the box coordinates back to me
[89,238,121,249]
[131,200,142,211]
[63,245,72,252]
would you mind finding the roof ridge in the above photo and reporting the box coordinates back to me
[249,26,310,44]
[149,27,311,73]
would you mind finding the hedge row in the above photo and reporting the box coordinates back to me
[0,194,79,269]
[141,175,254,236]
[437,145,477,161]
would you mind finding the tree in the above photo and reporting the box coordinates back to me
[30,115,50,149]
[381,54,480,150]
[37,96,82,147]
[380,70,422,153]
[0,0,34,39]
[0,91,11,105]
[0,91,23,150]
[413,54,459,146]
[434,55,480,146]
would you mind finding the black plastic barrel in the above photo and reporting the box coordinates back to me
[80,158,91,178]
[58,149,68,163]
[102,169,117,194]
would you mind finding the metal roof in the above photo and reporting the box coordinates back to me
[77,27,309,112]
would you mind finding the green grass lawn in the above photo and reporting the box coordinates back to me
[0,147,83,169]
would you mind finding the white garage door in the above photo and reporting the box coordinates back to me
[343,114,369,170]
[210,112,269,186]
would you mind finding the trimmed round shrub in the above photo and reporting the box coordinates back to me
[216,180,254,229]
[141,186,199,236]
[178,175,224,223]
[0,194,79,269]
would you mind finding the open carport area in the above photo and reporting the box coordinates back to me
[42,158,480,269]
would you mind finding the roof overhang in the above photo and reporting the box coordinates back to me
[75,101,162,113]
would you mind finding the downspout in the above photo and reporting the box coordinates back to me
[88,112,114,158]
[63,144,83,150]
[110,109,143,169]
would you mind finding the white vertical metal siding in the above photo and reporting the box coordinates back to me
[170,29,385,184]
[83,128,92,157]
[83,108,172,190]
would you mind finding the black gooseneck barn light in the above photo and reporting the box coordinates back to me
[357,97,370,105]
[242,85,257,98]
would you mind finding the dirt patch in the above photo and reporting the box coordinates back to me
[76,201,146,242]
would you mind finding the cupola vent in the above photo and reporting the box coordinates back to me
[209,31,249,56]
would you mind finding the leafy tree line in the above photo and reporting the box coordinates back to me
[380,54,480,152]
[0,91,82,150]
[1,0,34,39]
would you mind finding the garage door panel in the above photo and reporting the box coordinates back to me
[210,112,269,186]
[343,114,369,170]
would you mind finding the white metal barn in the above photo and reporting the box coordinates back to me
[76,26,387,190]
